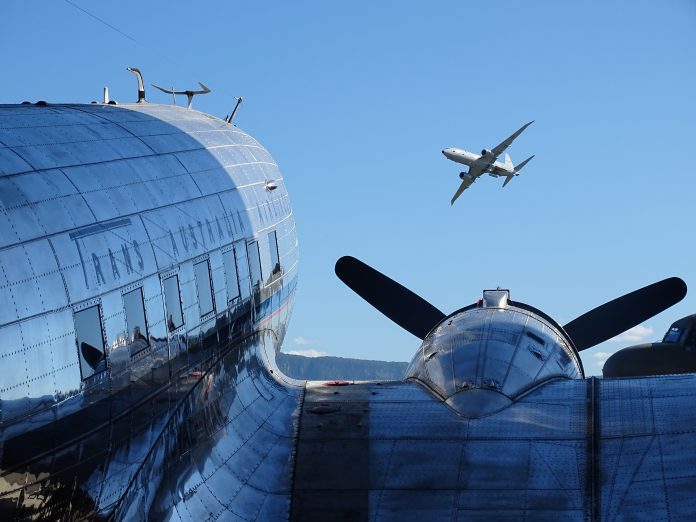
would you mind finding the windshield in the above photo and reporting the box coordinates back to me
[663,327,684,343]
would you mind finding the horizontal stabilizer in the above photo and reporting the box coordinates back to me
[514,155,535,173]
[502,175,513,188]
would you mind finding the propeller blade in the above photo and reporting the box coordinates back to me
[335,256,446,339]
[81,342,104,369]
[563,277,687,351]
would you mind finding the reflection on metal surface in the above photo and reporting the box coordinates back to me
[163,274,184,331]
[406,291,581,418]
[292,374,696,521]
[114,331,303,520]
[0,101,298,519]
[193,259,214,317]
[222,248,241,303]
[123,287,149,355]
[74,305,107,379]
[247,240,262,289]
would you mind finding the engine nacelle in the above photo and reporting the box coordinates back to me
[481,148,491,156]
[406,289,583,418]
[459,171,474,181]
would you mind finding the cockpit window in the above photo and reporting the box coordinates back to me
[664,327,683,343]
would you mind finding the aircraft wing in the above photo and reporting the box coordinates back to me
[450,166,481,205]
[490,120,534,158]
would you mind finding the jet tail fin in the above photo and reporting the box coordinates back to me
[514,155,535,173]
[502,155,534,187]
[503,153,513,170]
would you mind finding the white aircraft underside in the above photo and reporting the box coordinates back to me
[443,120,535,205]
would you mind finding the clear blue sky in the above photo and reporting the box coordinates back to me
[3,1,696,374]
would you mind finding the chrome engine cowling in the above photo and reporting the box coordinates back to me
[406,290,583,418]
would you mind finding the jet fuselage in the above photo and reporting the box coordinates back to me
[442,147,513,177]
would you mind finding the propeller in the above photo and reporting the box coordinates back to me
[336,256,687,352]
[335,256,445,339]
[563,277,687,351]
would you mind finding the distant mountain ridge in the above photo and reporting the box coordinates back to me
[276,353,409,381]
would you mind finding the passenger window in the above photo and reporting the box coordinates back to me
[268,230,280,275]
[163,275,184,331]
[223,248,241,302]
[234,243,251,300]
[247,240,262,287]
[123,287,149,356]
[194,259,215,316]
[74,305,106,379]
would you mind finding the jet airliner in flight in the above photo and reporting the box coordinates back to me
[443,120,535,204]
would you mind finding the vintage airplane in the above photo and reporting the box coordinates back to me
[1,70,696,521]
[603,313,696,377]
[443,120,535,204]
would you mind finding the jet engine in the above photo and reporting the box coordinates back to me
[481,148,491,156]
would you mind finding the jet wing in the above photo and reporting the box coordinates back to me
[450,165,482,205]
[490,120,534,158]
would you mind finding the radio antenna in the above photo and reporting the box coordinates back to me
[225,97,243,124]
[151,82,211,109]
[126,67,146,103]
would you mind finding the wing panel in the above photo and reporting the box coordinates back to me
[292,379,590,520]
[450,175,475,204]
[599,375,696,520]
[490,121,533,157]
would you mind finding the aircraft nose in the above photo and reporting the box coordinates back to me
[442,149,447,156]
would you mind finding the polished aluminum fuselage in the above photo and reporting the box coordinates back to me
[0,103,300,518]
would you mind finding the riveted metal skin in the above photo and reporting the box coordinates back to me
[406,293,583,417]
[0,103,301,519]
[292,375,696,521]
